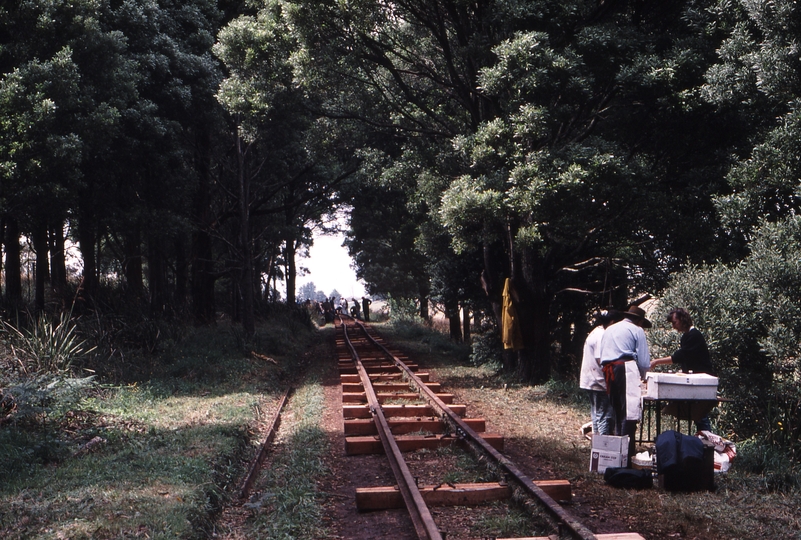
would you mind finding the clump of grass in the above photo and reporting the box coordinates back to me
[383,397,423,405]
[471,502,548,538]
[542,378,588,407]
[436,445,497,484]
[725,438,801,493]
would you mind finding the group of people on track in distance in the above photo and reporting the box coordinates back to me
[309,296,372,325]
[580,305,715,461]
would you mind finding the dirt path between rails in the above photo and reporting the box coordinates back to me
[317,353,418,540]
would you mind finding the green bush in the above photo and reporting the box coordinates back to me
[387,296,422,323]
[654,215,801,461]
[469,324,504,369]
[0,313,97,428]
[734,438,801,493]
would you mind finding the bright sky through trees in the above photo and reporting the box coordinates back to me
[296,232,366,300]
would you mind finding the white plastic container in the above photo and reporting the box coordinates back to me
[645,372,718,400]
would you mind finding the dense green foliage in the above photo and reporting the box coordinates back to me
[4,0,801,455]
[654,216,801,458]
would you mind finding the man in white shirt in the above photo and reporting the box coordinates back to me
[579,310,621,435]
[600,305,651,460]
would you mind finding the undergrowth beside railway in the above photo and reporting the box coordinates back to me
[0,318,320,539]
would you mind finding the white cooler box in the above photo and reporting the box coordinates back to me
[645,372,718,400]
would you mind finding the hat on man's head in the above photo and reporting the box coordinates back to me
[593,307,625,327]
[623,305,652,328]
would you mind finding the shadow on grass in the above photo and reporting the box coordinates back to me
[0,420,253,539]
[0,320,335,539]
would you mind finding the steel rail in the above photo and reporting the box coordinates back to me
[352,319,599,540]
[338,318,443,540]
[239,386,294,500]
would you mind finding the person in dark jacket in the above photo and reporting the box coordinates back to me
[651,308,715,431]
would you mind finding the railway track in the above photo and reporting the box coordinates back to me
[335,315,645,540]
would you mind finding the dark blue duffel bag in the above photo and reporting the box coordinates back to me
[655,430,711,491]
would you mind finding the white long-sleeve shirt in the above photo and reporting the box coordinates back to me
[579,326,606,391]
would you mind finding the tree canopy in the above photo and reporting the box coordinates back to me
[0,0,799,396]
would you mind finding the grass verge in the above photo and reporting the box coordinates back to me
[0,320,317,540]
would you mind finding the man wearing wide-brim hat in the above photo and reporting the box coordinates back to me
[599,305,652,460]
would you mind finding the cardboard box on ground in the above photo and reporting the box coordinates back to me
[590,435,629,473]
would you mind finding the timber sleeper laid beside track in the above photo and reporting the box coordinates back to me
[335,315,645,540]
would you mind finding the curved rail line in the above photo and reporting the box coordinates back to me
[337,315,641,540]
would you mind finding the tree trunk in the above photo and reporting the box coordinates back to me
[174,237,188,314]
[513,245,552,383]
[252,246,263,303]
[462,304,471,343]
[263,246,277,302]
[4,217,22,312]
[445,299,462,341]
[32,220,49,313]
[49,223,68,301]
[148,236,167,316]
[77,211,98,303]
[285,237,297,306]
[419,294,429,321]
[0,217,5,300]
[231,277,241,323]
[237,129,255,336]
[191,228,216,323]
[123,229,144,300]
[481,244,503,326]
